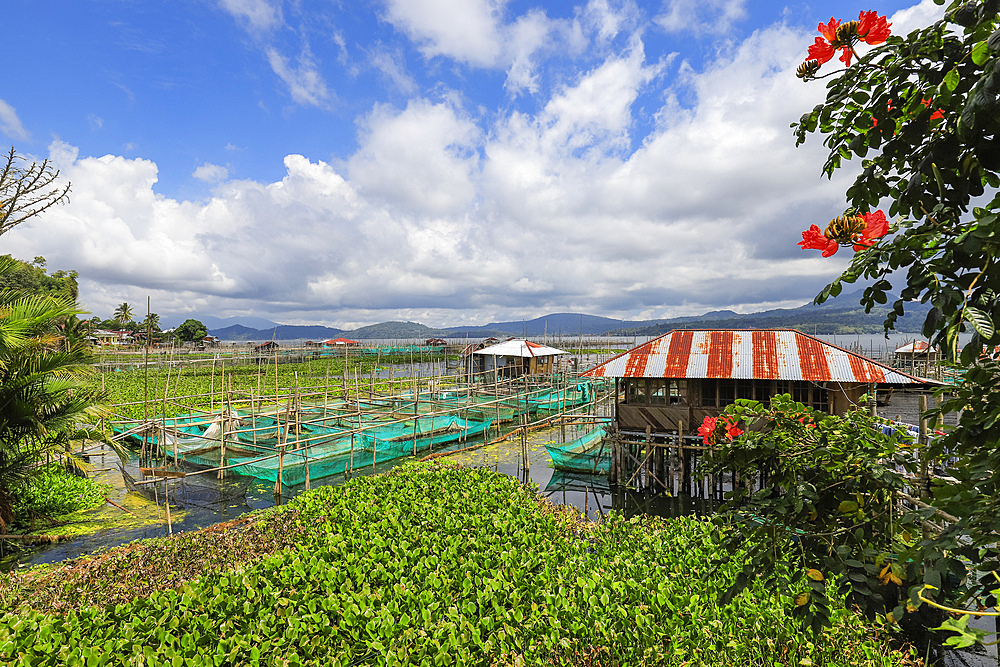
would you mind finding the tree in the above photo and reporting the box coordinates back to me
[0,147,71,236]
[173,318,207,342]
[739,0,1000,644]
[141,312,161,333]
[113,302,134,326]
[0,256,104,528]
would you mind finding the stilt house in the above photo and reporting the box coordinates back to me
[465,339,568,379]
[582,329,940,440]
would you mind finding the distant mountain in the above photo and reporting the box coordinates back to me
[203,290,931,342]
[612,291,931,336]
[441,313,640,337]
[209,324,343,341]
[165,314,281,330]
[345,321,439,339]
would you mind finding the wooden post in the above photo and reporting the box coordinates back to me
[164,481,173,535]
[678,420,687,496]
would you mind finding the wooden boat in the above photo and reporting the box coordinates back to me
[544,426,610,475]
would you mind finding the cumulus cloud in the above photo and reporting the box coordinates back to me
[0,99,29,141]
[382,0,506,67]
[7,3,925,327]
[347,99,481,215]
[193,162,230,183]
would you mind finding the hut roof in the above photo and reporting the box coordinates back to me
[894,341,932,354]
[472,339,569,358]
[582,329,939,386]
[323,337,360,345]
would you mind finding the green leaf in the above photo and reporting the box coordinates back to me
[944,68,960,92]
[838,500,859,513]
[963,306,995,339]
[971,40,990,66]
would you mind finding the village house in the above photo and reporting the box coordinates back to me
[583,329,940,440]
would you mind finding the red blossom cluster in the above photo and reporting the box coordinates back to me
[798,210,889,257]
[797,11,891,79]
[698,415,744,446]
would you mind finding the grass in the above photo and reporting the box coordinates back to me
[0,463,917,666]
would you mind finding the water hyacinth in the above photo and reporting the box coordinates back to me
[0,463,917,665]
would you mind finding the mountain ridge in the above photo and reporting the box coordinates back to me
[206,291,930,341]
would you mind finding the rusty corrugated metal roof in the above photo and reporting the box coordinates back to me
[581,330,937,385]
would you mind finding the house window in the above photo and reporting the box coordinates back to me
[627,380,648,404]
[669,380,686,405]
[814,386,829,413]
[718,380,736,407]
[701,381,716,407]
[649,379,668,405]
[736,380,754,401]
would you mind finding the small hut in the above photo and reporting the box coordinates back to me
[466,339,568,379]
[322,337,360,347]
[583,329,941,440]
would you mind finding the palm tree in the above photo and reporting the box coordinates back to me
[0,257,107,529]
[113,302,134,326]
[141,312,160,332]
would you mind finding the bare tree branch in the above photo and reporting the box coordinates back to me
[0,147,71,236]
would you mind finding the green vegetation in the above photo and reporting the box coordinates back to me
[102,350,449,421]
[702,395,924,633]
[786,0,1000,647]
[0,255,105,530]
[0,464,915,665]
[173,318,207,342]
[0,255,79,302]
[12,464,110,530]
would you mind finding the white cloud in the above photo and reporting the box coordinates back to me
[0,99,29,141]
[193,162,230,183]
[370,46,419,95]
[504,10,554,95]
[348,99,481,216]
[266,45,332,107]
[8,4,928,327]
[217,0,283,32]
[888,0,946,35]
[655,0,747,35]
[382,0,506,67]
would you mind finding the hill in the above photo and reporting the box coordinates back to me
[205,291,931,341]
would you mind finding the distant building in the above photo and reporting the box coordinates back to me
[322,337,360,347]
[90,329,132,346]
[425,338,447,346]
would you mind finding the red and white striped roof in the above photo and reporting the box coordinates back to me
[582,330,935,385]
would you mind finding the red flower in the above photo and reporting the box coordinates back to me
[698,416,718,444]
[857,11,891,45]
[800,210,889,256]
[805,12,891,70]
[699,415,743,445]
[852,210,888,250]
[807,18,840,64]
[798,224,840,257]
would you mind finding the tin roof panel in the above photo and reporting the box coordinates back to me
[581,329,936,386]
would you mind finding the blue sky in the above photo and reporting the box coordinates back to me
[3,0,942,328]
